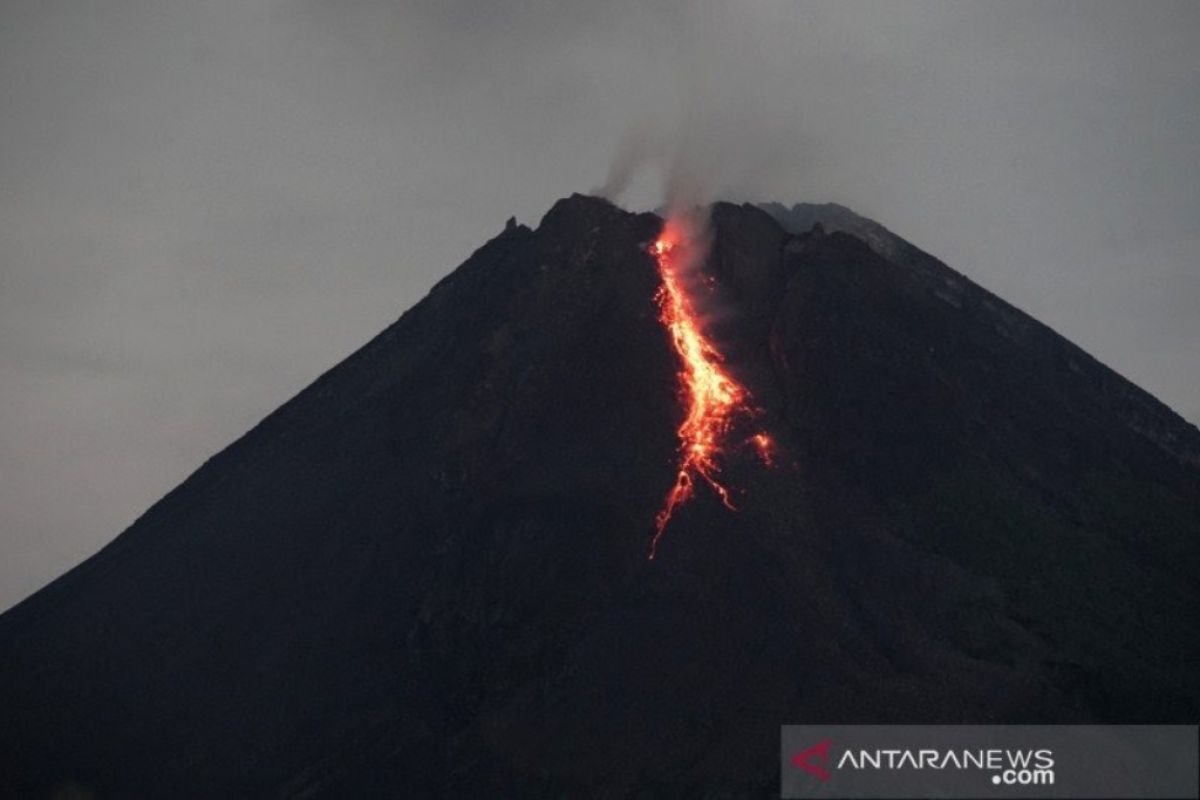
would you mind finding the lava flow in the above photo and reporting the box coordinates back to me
[649,219,773,559]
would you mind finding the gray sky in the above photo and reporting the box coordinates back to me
[2,0,1197,611]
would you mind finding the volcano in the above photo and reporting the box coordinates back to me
[1,195,1197,797]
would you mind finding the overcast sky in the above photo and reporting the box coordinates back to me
[2,0,1197,611]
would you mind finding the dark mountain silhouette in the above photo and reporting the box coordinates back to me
[1,194,1197,797]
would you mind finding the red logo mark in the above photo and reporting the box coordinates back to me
[791,739,833,781]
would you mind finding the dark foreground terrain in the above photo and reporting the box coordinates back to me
[1,195,1197,797]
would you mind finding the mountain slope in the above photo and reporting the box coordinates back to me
[1,194,1197,797]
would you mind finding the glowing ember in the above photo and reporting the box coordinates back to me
[750,432,775,466]
[649,219,772,559]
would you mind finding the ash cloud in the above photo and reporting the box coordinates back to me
[594,122,667,203]
[593,1,814,215]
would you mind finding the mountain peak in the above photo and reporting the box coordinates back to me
[537,192,631,233]
[1,194,1197,796]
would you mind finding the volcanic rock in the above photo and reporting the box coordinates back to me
[1,194,1196,797]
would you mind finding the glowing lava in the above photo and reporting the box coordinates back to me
[750,432,775,467]
[649,219,772,559]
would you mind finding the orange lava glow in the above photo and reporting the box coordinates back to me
[649,219,772,559]
[750,432,775,466]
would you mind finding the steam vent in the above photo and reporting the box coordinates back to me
[1,195,1197,796]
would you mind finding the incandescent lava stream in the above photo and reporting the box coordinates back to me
[649,218,773,559]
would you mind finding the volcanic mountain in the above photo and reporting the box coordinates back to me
[1,195,1197,797]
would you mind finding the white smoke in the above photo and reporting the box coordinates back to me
[592,1,812,218]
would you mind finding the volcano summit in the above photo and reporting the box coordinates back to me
[1,195,1197,797]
